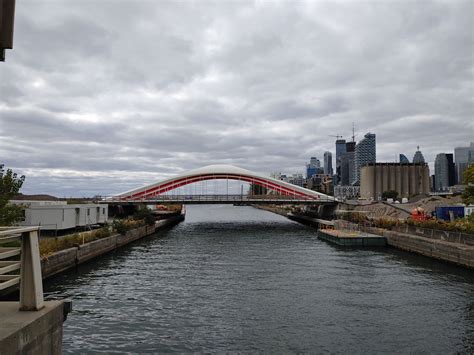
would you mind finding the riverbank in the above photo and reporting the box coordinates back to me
[42,213,184,280]
[0,213,185,298]
[253,204,474,268]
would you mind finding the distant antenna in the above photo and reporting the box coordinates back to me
[352,122,355,142]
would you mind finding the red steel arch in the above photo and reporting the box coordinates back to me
[115,165,334,201]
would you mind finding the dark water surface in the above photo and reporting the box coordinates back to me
[44,205,474,353]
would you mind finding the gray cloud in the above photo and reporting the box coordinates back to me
[0,0,472,196]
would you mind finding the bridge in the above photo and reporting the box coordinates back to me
[104,165,336,205]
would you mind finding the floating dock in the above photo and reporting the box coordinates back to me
[318,229,387,247]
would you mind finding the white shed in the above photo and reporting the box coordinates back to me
[10,201,108,231]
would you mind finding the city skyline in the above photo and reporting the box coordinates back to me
[1,1,472,196]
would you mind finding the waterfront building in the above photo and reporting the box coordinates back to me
[353,133,376,185]
[360,162,430,200]
[454,142,474,184]
[434,153,456,191]
[334,185,360,200]
[323,151,333,175]
[9,200,108,232]
[412,146,426,164]
[399,154,410,164]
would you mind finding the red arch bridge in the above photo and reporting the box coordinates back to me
[103,165,337,205]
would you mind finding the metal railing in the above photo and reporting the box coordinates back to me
[100,194,337,204]
[0,226,44,311]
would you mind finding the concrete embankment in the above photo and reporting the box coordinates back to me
[384,229,474,268]
[1,214,184,298]
[0,301,66,355]
[254,205,474,268]
[41,214,184,280]
[333,220,474,268]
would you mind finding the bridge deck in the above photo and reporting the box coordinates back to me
[103,194,336,205]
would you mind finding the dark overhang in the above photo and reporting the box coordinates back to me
[0,0,16,62]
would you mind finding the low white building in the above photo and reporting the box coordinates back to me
[10,201,108,231]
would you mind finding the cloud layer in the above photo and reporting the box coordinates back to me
[1,0,472,196]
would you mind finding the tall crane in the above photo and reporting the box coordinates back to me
[328,135,343,140]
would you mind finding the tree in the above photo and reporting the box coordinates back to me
[461,164,474,205]
[0,164,26,226]
[382,190,398,201]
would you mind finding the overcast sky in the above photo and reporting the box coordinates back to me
[1,0,473,196]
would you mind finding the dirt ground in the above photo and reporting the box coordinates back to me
[348,195,464,220]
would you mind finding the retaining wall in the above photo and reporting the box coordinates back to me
[391,224,474,246]
[384,230,474,268]
[41,216,182,279]
[0,301,65,355]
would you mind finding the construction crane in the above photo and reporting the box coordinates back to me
[328,135,343,140]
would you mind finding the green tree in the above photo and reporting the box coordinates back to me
[0,164,26,225]
[382,190,398,201]
[461,164,474,205]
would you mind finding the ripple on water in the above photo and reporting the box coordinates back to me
[43,205,474,354]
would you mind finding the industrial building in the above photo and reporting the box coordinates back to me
[10,200,108,232]
[360,162,430,200]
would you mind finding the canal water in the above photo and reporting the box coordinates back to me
[44,205,474,353]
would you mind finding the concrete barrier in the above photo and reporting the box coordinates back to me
[384,230,474,268]
[391,225,474,246]
[1,216,184,297]
[41,248,77,280]
[0,301,66,355]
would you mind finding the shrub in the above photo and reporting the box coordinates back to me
[133,207,156,226]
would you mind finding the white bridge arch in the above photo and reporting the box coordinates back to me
[112,165,335,202]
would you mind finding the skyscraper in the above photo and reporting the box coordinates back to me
[335,139,346,185]
[353,133,376,185]
[434,153,455,191]
[340,151,355,185]
[454,142,474,184]
[306,157,320,179]
[412,146,425,164]
[399,154,410,164]
[323,151,333,175]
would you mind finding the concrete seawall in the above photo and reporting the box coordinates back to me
[253,205,474,269]
[42,215,184,280]
[1,215,184,298]
[384,230,474,268]
[0,301,66,355]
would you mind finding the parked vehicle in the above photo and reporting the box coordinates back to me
[410,207,431,221]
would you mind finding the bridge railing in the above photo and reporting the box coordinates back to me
[99,194,336,203]
[0,226,44,311]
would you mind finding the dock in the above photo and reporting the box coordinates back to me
[318,229,387,247]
